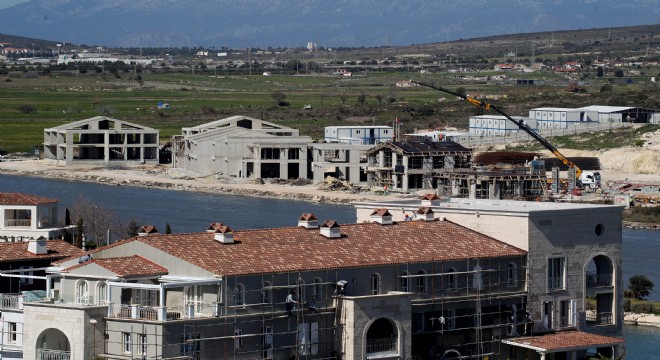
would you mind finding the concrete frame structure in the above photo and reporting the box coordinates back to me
[175,116,382,184]
[44,116,159,165]
[354,197,625,359]
[365,141,472,193]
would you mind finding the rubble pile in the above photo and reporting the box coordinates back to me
[319,176,354,192]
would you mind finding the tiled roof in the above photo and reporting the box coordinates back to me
[0,193,59,205]
[366,141,471,156]
[506,331,624,352]
[128,220,525,276]
[66,255,168,278]
[0,240,83,262]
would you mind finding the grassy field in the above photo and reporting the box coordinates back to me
[1,68,659,152]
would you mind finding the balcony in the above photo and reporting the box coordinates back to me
[586,273,612,288]
[37,349,71,360]
[0,294,23,310]
[366,337,397,354]
[4,219,31,227]
[586,311,613,326]
[108,303,219,321]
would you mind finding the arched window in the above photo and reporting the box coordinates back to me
[507,263,516,286]
[261,281,272,304]
[296,278,306,303]
[313,278,323,301]
[400,271,409,292]
[97,281,107,305]
[76,279,89,304]
[234,283,245,306]
[370,273,381,295]
[447,268,456,290]
[416,270,426,293]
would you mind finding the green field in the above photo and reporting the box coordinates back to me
[1,68,658,153]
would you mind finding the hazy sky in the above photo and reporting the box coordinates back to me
[0,0,28,9]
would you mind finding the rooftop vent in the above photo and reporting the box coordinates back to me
[212,225,235,244]
[320,220,341,238]
[416,207,435,221]
[370,208,393,225]
[206,222,224,233]
[138,225,159,236]
[421,194,441,207]
[298,213,319,229]
[27,236,48,255]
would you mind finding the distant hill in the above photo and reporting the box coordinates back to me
[0,0,659,48]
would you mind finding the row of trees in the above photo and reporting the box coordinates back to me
[63,196,171,249]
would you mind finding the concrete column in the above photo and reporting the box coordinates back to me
[280,161,288,179]
[469,180,477,199]
[104,132,110,164]
[489,181,501,199]
[378,151,385,167]
[452,179,461,196]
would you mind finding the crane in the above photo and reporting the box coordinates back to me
[410,80,583,181]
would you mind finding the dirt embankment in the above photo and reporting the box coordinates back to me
[0,159,407,205]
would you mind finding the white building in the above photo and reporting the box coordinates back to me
[468,115,537,136]
[0,193,75,240]
[529,105,658,128]
[324,126,393,145]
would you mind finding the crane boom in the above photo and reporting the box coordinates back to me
[410,80,582,179]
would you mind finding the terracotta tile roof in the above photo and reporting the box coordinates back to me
[371,208,392,216]
[298,213,317,221]
[138,225,158,234]
[0,240,83,262]
[0,193,59,205]
[128,220,525,276]
[66,255,168,278]
[506,331,624,352]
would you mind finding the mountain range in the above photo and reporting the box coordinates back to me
[0,0,659,48]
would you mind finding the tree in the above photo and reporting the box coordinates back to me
[165,223,172,234]
[357,94,367,105]
[614,69,624,78]
[68,196,117,246]
[597,67,604,77]
[271,91,287,106]
[629,275,654,300]
[124,219,140,238]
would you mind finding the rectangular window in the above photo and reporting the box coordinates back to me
[234,329,243,350]
[8,323,17,343]
[560,300,570,327]
[412,313,424,332]
[180,333,200,359]
[19,266,34,285]
[288,148,300,160]
[543,301,554,330]
[138,334,147,356]
[123,332,131,354]
[444,309,456,330]
[297,322,319,355]
[507,264,516,286]
[548,257,565,290]
[262,326,273,359]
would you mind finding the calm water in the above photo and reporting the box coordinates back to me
[2,173,659,356]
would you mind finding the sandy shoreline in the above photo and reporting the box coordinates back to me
[0,159,410,204]
[624,312,660,327]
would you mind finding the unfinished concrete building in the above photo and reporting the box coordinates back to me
[174,116,312,178]
[365,141,472,193]
[310,143,371,184]
[435,166,548,200]
[43,117,159,165]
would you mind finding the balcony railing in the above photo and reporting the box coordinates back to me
[586,273,613,287]
[366,337,397,354]
[5,219,31,227]
[586,311,613,325]
[108,303,220,321]
[37,349,71,360]
[0,294,22,310]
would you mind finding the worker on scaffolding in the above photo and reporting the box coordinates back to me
[286,290,298,317]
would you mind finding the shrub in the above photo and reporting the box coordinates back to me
[630,302,655,314]
[623,298,631,312]
[17,104,37,114]
[277,101,290,107]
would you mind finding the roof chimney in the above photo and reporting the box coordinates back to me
[212,225,235,244]
[206,222,224,233]
[421,193,441,207]
[416,207,435,221]
[27,236,48,255]
[320,220,341,238]
[298,213,319,229]
[138,225,159,236]
[370,208,393,225]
